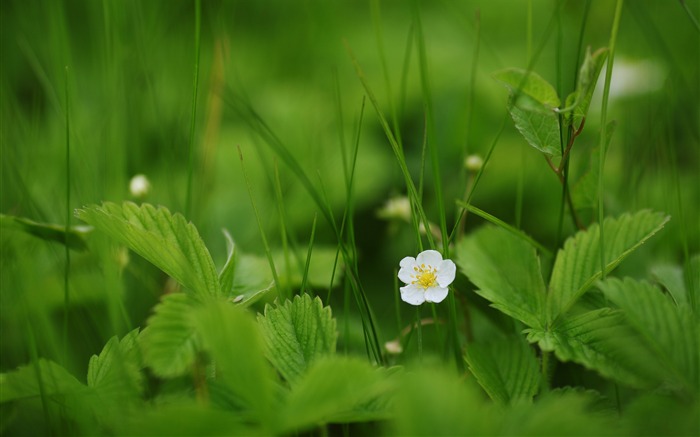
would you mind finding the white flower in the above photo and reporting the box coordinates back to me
[129,174,151,198]
[398,250,456,306]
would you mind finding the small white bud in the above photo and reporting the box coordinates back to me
[377,196,412,222]
[464,154,484,172]
[129,174,151,198]
[384,340,403,355]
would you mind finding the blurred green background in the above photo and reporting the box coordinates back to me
[2,0,698,379]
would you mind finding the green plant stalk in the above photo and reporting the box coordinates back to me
[273,160,292,299]
[413,0,462,373]
[185,0,201,219]
[416,306,423,361]
[63,66,70,364]
[238,146,281,301]
[516,2,530,228]
[598,0,624,280]
[300,213,318,295]
[227,92,384,364]
[344,41,436,251]
[371,0,401,144]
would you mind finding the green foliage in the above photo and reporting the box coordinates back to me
[194,300,276,427]
[563,47,609,129]
[76,202,220,298]
[465,336,541,405]
[0,213,90,251]
[139,293,200,378]
[87,328,143,399]
[257,294,337,384]
[455,225,546,330]
[494,68,562,156]
[600,278,699,396]
[279,357,393,431]
[547,210,670,322]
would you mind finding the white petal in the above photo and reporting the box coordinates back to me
[424,286,449,303]
[416,250,443,268]
[398,257,417,284]
[400,284,426,306]
[437,259,456,287]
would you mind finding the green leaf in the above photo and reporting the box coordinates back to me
[257,294,337,384]
[465,336,541,405]
[194,300,275,427]
[391,365,495,436]
[0,213,90,251]
[651,264,688,307]
[527,308,666,389]
[507,93,562,156]
[547,210,670,323]
[227,254,276,306]
[455,225,547,330]
[0,359,86,403]
[76,202,220,297]
[564,47,609,129]
[494,68,562,156]
[600,278,699,395]
[87,329,143,399]
[279,357,393,432]
[500,390,615,436]
[120,402,262,436]
[494,68,561,107]
[218,229,238,295]
[139,293,200,378]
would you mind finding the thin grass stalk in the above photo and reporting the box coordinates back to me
[63,66,70,364]
[300,213,318,295]
[412,0,462,372]
[273,160,292,299]
[598,0,625,280]
[238,146,282,301]
[185,0,201,219]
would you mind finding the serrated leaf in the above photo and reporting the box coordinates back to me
[547,210,670,323]
[1,213,91,251]
[194,300,275,426]
[600,278,699,395]
[87,329,142,399]
[76,202,220,297]
[455,226,546,330]
[140,293,200,378]
[0,359,87,403]
[257,294,337,384]
[465,336,541,405]
[279,357,392,432]
[527,308,665,389]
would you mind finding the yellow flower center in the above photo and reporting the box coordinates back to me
[411,264,437,289]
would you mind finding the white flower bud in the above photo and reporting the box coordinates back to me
[377,196,412,222]
[129,174,151,198]
[464,154,484,172]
